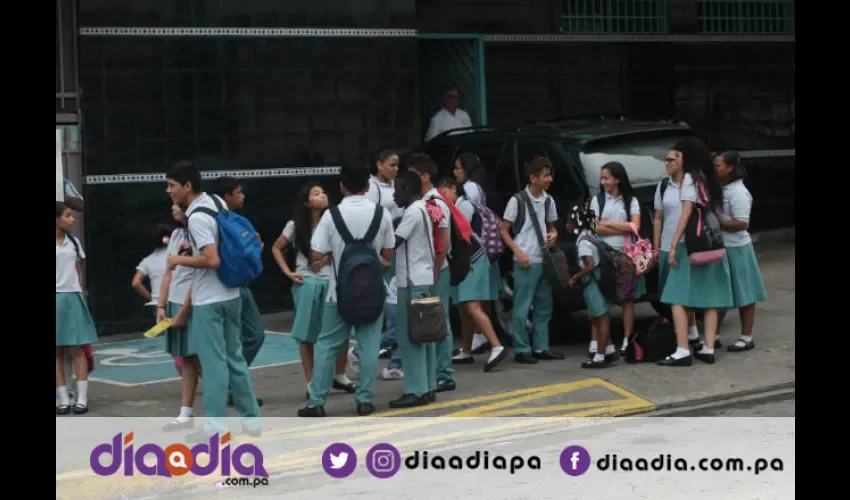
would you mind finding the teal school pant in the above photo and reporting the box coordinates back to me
[511,263,553,353]
[396,285,439,395]
[436,266,455,383]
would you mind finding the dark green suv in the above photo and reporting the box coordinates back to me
[408,115,696,344]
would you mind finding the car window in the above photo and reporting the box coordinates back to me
[578,135,691,195]
[413,142,459,177]
[454,139,515,214]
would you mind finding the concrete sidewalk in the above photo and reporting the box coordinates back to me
[81,229,795,418]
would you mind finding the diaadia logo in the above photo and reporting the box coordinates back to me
[89,432,268,478]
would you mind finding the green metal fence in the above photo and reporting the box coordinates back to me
[562,0,670,33]
[698,0,794,34]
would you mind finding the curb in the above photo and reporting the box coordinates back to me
[648,381,795,414]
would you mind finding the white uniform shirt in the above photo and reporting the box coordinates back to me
[721,179,753,247]
[577,230,601,268]
[137,247,168,306]
[366,176,402,220]
[590,193,641,251]
[311,195,395,302]
[456,196,475,223]
[463,181,485,206]
[395,200,436,288]
[653,177,685,252]
[165,229,194,305]
[56,234,85,293]
[424,187,452,270]
[281,220,331,279]
[502,188,558,264]
[424,107,473,141]
[185,193,241,306]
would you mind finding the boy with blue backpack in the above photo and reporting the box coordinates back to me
[299,160,395,417]
[165,161,261,442]
[212,176,267,408]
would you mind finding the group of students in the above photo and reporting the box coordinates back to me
[55,134,767,427]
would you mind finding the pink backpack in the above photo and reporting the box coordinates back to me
[622,223,656,277]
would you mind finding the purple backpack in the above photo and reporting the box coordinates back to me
[469,199,505,262]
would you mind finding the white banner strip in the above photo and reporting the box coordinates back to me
[79,27,417,38]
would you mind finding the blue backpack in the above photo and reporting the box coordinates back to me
[329,203,387,325]
[188,195,263,288]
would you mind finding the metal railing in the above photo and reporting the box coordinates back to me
[698,0,794,34]
[562,0,670,34]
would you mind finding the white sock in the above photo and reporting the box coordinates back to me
[589,341,598,353]
[56,386,70,406]
[176,406,193,422]
[621,338,629,349]
[334,373,351,385]
[593,353,605,362]
[671,347,691,360]
[735,335,753,346]
[604,344,616,355]
[488,346,505,363]
[76,381,89,406]
[688,325,700,341]
[471,333,487,349]
[453,351,472,359]
[698,346,715,355]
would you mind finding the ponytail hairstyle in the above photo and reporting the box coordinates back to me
[719,151,747,183]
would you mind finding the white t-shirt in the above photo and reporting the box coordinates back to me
[653,177,685,252]
[463,181,485,206]
[721,179,753,247]
[366,176,402,220]
[166,228,194,305]
[424,187,452,270]
[590,193,641,251]
[395,200,436,288]
[281,220,331,279]
[185,193,241,306]
[56,234,85,293]
[424,107,473,141]
[680,173,699,204]
[311,195,395,302]
[456,196,475,223]
[137,247,168,306]
[502,188,558,264]
[576,230,601,268]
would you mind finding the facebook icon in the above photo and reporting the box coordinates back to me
[559,445,591,476]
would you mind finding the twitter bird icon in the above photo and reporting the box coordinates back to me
[323,443,357,478]
[330,452,349,469]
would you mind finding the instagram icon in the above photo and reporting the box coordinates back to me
[366,443,401,478]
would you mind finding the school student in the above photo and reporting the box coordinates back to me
[652,154,702,346]
[131,224,172,318]
[380,276,403,380]
[164,161,260,440]
[211,176,266,407]
[452,152,495,353]
[714,151,768,352]
[56,201,98,415]
[567,204,617,368]
[157,203,199,431]
[299,160,395,417]
[387,170,439,408]
[438,178,507,372]
[500,156,564,363]
[590,161,645,357]
[366,149,402,282]
[271,182,356,399]
[406,153,457,392]
[658,138,734,367]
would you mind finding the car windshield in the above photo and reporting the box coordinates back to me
[577,135,690,194]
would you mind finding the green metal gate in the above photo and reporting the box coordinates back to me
[418,34,487,139]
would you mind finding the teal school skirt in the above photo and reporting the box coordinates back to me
[660,245,734,309]
[165,301,194,357]
[56,292,98,347]
[291,276,329,344]
[451,256,491,304]
[582,268,612,318]
[726,243,768,308]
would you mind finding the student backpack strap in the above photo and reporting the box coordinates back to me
[596,191,606,219]
[364,204,385,243]
[660,177,670,200]
[65,231,81,260]
[329,205,355,244]
[512,192,526,236]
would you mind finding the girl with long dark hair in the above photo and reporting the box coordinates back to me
[589,161,644,358]
[658,138,734,367]
[713,151,767,352]
[132,223,173,318]
[272,182,355,399]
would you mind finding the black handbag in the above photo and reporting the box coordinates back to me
[405,208,448,344]
[520,191,570,288]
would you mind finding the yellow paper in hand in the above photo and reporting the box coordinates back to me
[144,319,172,338]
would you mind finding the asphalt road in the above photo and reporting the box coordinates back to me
[668,393,795,417]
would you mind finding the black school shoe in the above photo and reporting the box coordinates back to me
[657,355,693,367]
[436,380,456,393]
[298,405,326,417]
[727,340,755,352]
[694,351,716,364]
[73,403,88,415]
[389,394,429,409]
[533,350,565,360]
[56,405,70,415]
[484,348,509,372]
[514,352,538,364]
[356,403,376,416]
[333,380,357,393]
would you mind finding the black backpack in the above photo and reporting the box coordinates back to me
[329,204,387,325]
[427,193,476,286]
[625,317,678,363]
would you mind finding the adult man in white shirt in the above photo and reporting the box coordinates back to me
[424,86,473,141]
[165,161,260,441]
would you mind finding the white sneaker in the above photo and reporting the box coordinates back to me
[347,347,360,378]
[381,367,404,380]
